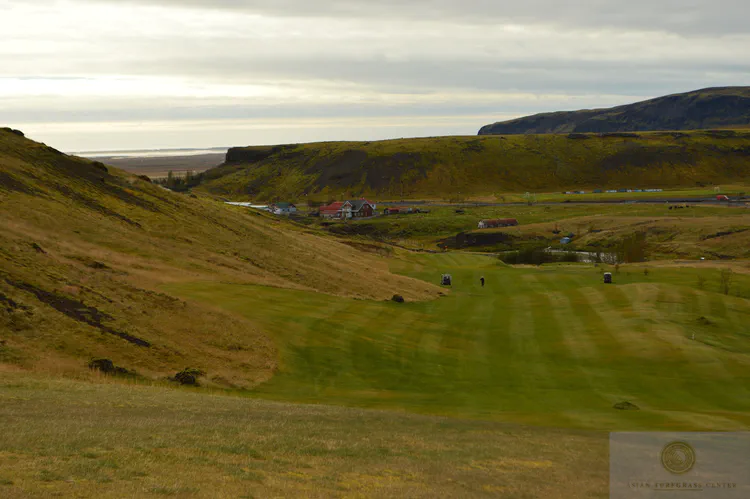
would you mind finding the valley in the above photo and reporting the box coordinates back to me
[2,127,750,497]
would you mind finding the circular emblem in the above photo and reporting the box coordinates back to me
[661,441,696,475]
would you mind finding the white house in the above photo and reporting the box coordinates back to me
[270,202,297,215]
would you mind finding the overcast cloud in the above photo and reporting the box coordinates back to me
[1,0,749,151]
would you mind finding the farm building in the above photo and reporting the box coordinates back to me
[269,202,297,215]
[320,201,347,219]
[319,199,376,219]
[349,199,375,218]
[478,218,518,229]
[383,206,413,215]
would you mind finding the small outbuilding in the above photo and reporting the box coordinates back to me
[478,218,519,229]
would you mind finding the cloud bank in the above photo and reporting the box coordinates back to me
[1,0,748,150]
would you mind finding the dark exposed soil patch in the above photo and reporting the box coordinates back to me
[51,183,142,227]
[701,228,749,240]
[696,316,715,326]
[0,171,40,196]
[0,291,30,313]
[30,242,47,254]
[5,279,151,347]
[613,401,640,411]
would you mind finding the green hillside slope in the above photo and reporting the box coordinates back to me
[479,87,750,135]
[168,253,750,430]
[0,128,438,385]
[196,130,750,200]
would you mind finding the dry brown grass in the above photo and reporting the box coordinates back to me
[0,375,608,498]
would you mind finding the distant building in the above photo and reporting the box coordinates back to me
[269,202,297,215]
[348,199,375,218]
[383,206,413,215]
[320,199,375,219]
[320,201,347,219]
[478,218,519,229]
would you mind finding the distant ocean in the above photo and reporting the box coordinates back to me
[73,147,228,159]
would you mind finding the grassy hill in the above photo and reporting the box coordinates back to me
[479,87,750,135]
[0,128,439,387]
[196,130,750,201]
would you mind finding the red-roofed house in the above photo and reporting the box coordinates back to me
[320,201,347,219]
[319,200,376,219]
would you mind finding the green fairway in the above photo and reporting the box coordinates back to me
[165,254,750,430]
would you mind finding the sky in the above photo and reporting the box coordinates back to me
[1,0,749,152]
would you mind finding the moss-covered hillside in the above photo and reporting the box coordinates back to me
[196,130,750,201]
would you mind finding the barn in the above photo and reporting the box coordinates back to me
[477,218,519,229]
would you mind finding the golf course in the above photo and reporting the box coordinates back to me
[165,253,750,431]
[3,128,750,497]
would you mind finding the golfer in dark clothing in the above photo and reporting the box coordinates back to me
[480,276,485,287]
